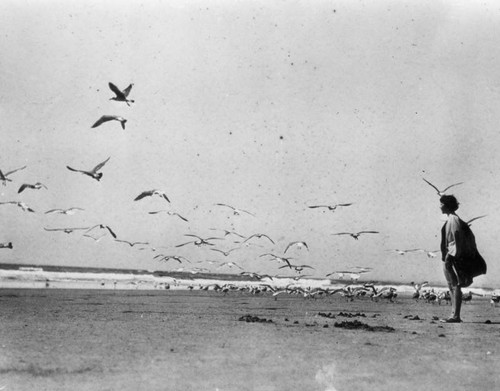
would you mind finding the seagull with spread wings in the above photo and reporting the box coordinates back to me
[18,182,48,193]
[278,263,315,273]
[66,157,110,181]
[332,231,379,240]
[91,115,127,130]
[0,242,13,249]
[0,201,35,213]
[154,254,191,264]
[422,178,463,196]
[148,210,187,221]
[244,233,275,245]
[45,207,84,215]
[115,239,149,247]
[284,241,309,253]
[175,234,222,247]
[135,190,170,203]
[210,247,240,257]
[86,224,117,239]
[307,203,353,211]
[259,253,293,267]
[215,203,255,216]
[0,165,27,185]
[108,82,134,106]
[44,227,90,234]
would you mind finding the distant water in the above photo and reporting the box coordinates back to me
[0,266,497,297]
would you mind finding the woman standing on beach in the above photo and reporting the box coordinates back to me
[439,195,486,323]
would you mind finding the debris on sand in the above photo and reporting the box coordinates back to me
[334,320,395,332]
[238,315,273,323]
[404,315,422,320]
[338,312,366,318]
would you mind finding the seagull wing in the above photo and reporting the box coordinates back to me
[122,84,133,97]
[172,213,188,222]
[91,115,113,128]
[134,191,153,201]
[105,226,117,238]
[358,231,379,234]
[108,82,126,99]
[442,182,464,192]
[17,184,30,193]
[92,157,110,172]
[307,205,327,209]
[5,165,27,177]
[467,214,487,225]
[66,166,83,173]
[422,178,440,193]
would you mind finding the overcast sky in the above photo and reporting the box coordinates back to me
[1,0,499,287]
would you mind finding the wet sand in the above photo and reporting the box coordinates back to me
[0,289,498,391]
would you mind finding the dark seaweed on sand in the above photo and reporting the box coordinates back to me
[334,320,395,332]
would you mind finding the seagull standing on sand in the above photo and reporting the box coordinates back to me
[0,165,27,185]
[66,157,110,181]
[91,115,127,130]
[422,178,463,196]
[108,82,134,106]
[134,190,170,203]
[18,182,48,193]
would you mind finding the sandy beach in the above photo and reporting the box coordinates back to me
[0,288,498,391]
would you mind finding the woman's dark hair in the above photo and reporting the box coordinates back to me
[440,195,459,212]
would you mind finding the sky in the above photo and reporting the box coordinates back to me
[1,0,500,287]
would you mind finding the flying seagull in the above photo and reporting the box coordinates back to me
[0,242,13,249]
[0,165,27,185]
[108,82,134,106]
[332,231,379,240]
[244,233,275,245]
[86,224,117,239]
[45,207,84,215]
[66,157,110,181]
[422,178,463,196]
[115,239,149,247]
[210,247,240,257]
[284,241,309,253]
[307,203,353,211]
[148,210,188,221]
[134,190,170,202]
[18,182,48,193]
[154,254,191,264]
[91,115,127,130]
[175,234,222,247]
[215,203,255,216]
[0,201,35,213]
[44,227,90,234]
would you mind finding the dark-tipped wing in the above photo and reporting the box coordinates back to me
[5,165,27,177]
[108,82,125,99]
[92,115,113,128]
[92,157,110,173]
[18,184,30,193]
[105,226,117,238]
[134,190,153,201]
[66,166,82,173]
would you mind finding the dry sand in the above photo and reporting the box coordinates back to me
[0,289,498,391]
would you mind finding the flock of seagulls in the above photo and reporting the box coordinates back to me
[1,79,491,306]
